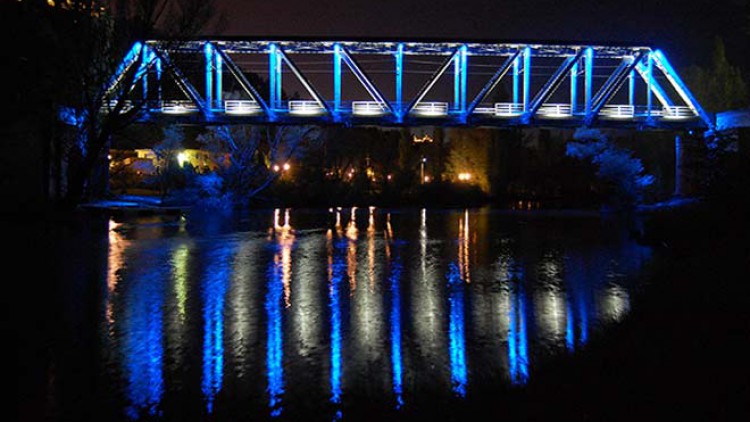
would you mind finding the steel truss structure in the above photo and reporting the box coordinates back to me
[102,39,712,129]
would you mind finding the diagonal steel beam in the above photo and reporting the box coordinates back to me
[591,60,629,107]
[635,61,673,109]
[213,45,270,114]
[406,49,460,115]
[466,50,521,115]
[104,42,143,96]
[150,45,207,113]
[523,50,583,122]
[651,50,712,128]
[339,47,394,114]
[586,51,646,124]
[276,47,331,114]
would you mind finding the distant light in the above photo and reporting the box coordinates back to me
[413,134,434,143]
[457,172,472,181]
[282,163,291,171]
[387,174,392,181]
[424,176,431,183]
[273,164,281,172]
[177,152,188,167]
[421,157,427,163]
[107,154,112,160]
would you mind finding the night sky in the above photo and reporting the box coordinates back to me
[216,0,749,70]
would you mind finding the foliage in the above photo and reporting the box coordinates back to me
[445,129,492,192]
[12,1,222,208]
[567,128,655,207]
[197,125,322,207]
[682,37,748,113]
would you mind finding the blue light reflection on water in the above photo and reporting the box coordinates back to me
[447,262,467,397]
[124,250,167,420]
[202,245,232,414]
[266,247,285,417]
[565,256,590,352]
[388,246,404,408]
[329,237,346,419]
[508,265,529,385]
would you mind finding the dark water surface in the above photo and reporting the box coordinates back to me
[19,207,654,421]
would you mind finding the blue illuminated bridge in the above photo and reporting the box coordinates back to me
[103,38,712,130]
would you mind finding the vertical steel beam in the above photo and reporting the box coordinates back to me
[204,42,213,111]
[513,55,520,104]
[395,43,404,121]
[333,43,342,116]
[628,69,635,106]
[141,44,150,101]
[156,56,162,106]
[584,47,593,115]
[646,51,653,117]
[570,60,578,113]
[522,47,531,111]
[214,51,222,109]
[269,43,280,111]
[454,50,460,110]
[460,45,468,116]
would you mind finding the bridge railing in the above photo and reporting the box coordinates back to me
[411,102,450,117]
[494,103,524,117]
[225,100,262,115]
[537,103,573,118]
[662,105,694,119]
[351,101,387,116]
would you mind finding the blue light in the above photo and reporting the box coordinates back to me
[269,44,280,112]
[447,263,467,397]
[570,60,578,113]
[389,250,404,408]
[266,246,285,417]
[334,43,342,117]
[215,53,222,109]
[584,47,593,114]
[513,55,520,104]
[140,45,153,100]
[124,251,166,420]
[523,47,531,111]
[454,50,460,111]
[395,43,404,121]
[204,43,213,110]
[202,245,231,414]
[565,301,575,352]
[577,292,589,346]
[156,57,163,104]
[628,69,635,106]
[330,239,346,416]
[508,265,528,385]
[105,42,142,95]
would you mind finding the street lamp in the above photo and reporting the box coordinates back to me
[420,157,427,184]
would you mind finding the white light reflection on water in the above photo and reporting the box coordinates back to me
[101,208,653,418]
